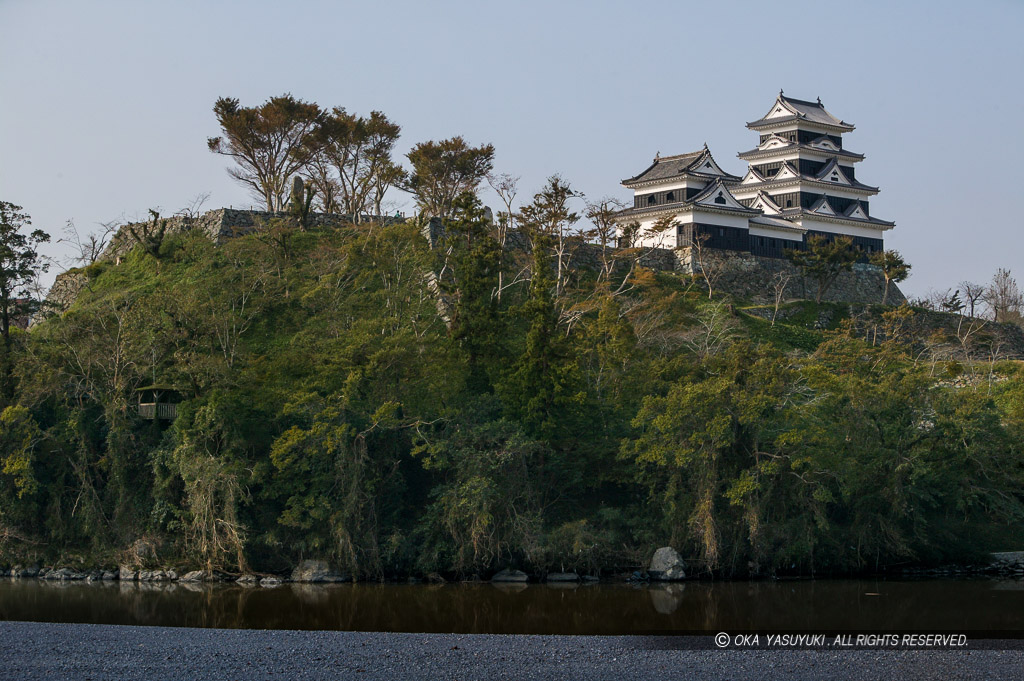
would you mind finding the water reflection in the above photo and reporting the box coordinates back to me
[0,579,1021,634]
[649,584,685,615]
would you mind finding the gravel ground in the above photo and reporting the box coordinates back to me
[0,622,1022,680]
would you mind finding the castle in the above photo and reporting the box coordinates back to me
[616,92,894,257]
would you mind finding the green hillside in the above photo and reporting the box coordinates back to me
[3,211,1023,579]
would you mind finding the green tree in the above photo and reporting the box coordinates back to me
[208,94,323,211]
[869,249,911,305]
[0,202,49,404]
[444,195,503,394]
[623,344,800,572]
[268,398,407,577]
[786,234,859,303]
[498,228,585,441]
[405,137,495,221]
[304,108,403,221]
[170,395,252,572]
[413,405,546,575]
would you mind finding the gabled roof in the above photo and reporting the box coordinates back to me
[749,191,783,215]
[622,145,740,187]
[814,158,851,185]
[808,195,837,216]
[815,158,879,191]
[690,179,759,212]
[843,202,871,220]
[614,178,758,222]
[773,161,801,181]
[747,92,855,132]
[739,167,765,185]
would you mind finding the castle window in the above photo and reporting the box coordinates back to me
[714,192,726,205]
[647,195,656,205]
[786,200,792,207]
[666,191,675,202]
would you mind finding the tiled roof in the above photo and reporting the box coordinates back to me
[737,141,864,161]
[615,179,758,220]
[749,215,806,233]
[747,93,854,131]
[622,147,740,186]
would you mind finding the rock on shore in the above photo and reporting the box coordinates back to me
[648,547,686,581]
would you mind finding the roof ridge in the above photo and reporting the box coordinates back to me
[781,94,824,108]
[657,150,703,162]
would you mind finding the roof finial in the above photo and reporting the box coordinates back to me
[817,96,822,105]
[654,151,660,162]
[703,141,708,150]
[779,88,784,96]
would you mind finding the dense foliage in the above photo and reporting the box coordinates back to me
[1,204,1022,578]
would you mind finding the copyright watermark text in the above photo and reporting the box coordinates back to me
[714,633,969,649]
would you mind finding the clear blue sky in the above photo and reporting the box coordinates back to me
[1,0,1021,296]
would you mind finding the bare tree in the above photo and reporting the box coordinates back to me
[486,172,519,302]
[175,192,212,220]
[984,268,1023,324]
[688,231,724,300]
[682,301,738,359]
[959,280,986,319]
[770,270,792,326]
[58,218,117,267]
[584,197,627,284]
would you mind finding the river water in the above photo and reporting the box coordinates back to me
[0,578,1021,635]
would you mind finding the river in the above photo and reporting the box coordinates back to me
[1,578,1022,635]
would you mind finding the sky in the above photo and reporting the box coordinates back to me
[1,0,1022,297]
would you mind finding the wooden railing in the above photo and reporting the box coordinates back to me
[138,403,178,420]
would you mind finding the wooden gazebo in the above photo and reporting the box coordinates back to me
[136,385,181,421]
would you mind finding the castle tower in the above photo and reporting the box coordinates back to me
[729,92,894,254]
[615,145,758,250]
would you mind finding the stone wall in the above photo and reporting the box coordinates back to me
[33,270,89,322]
[674,247,906,306]
[99,209,362,262]
[474,229,899,306]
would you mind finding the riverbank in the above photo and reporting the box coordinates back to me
[1,622,1022,681]
[5,549,1024,586]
